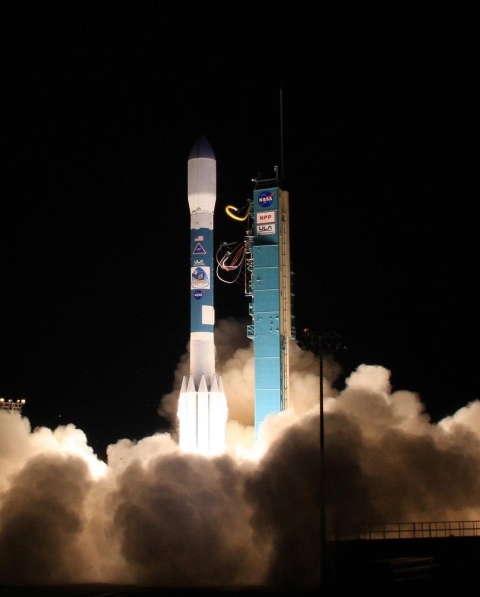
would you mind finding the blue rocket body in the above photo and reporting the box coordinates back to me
[190,228,214,335]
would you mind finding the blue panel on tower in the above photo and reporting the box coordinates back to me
[254,268,279,290]
[254,317,279,335]
[255,390,281,425]
[255,336,281,357]
[254,292,281,313]
[256,361,281,387]
[256,390,281,405]
[254,246,279,267]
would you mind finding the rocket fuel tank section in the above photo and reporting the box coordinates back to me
[177,137,228,455]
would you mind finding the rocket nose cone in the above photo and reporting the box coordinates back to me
[189,136,215,161]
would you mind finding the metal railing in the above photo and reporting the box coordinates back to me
[331,520,480,541]
[0,398,25,413]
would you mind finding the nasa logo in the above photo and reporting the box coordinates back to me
[194,290,203,300]
[258,191,274,208]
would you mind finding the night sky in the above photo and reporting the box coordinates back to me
[1,2,477,460]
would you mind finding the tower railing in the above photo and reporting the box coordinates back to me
[330,520,480,541]
[0,398,25,413]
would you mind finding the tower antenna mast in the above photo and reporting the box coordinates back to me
[280,86,284,183]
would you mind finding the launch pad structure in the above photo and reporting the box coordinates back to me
[245,169,295,438]
[0,398,26,414]
[221,167,296,439]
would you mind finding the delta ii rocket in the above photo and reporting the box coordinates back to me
[177,136,228,455]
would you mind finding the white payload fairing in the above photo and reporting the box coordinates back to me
[177,137,228,455]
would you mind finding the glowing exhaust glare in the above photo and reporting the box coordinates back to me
[178,377,198,453]
[178,374,228,456]
[83,454,108,479]
[209,376,228,455]
[197,376,209,454]
[51,425,108,479]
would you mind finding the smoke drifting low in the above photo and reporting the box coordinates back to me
[2,318,480,587]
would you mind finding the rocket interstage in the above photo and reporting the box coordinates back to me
[177,137,228,455]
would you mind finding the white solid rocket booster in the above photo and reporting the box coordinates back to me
[177,136,228,454]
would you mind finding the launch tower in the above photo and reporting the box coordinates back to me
[246,169,295,438]
[218,167,295,439]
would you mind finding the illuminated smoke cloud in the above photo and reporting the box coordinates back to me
[1,318,480,587]
[0,454,91,585]
[108,452,270,586]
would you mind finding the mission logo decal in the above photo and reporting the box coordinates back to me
[191,266,210,289]
[193,243,207,255]
[256,211,276,223]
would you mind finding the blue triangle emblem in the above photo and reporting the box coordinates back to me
[193,243,207,255]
